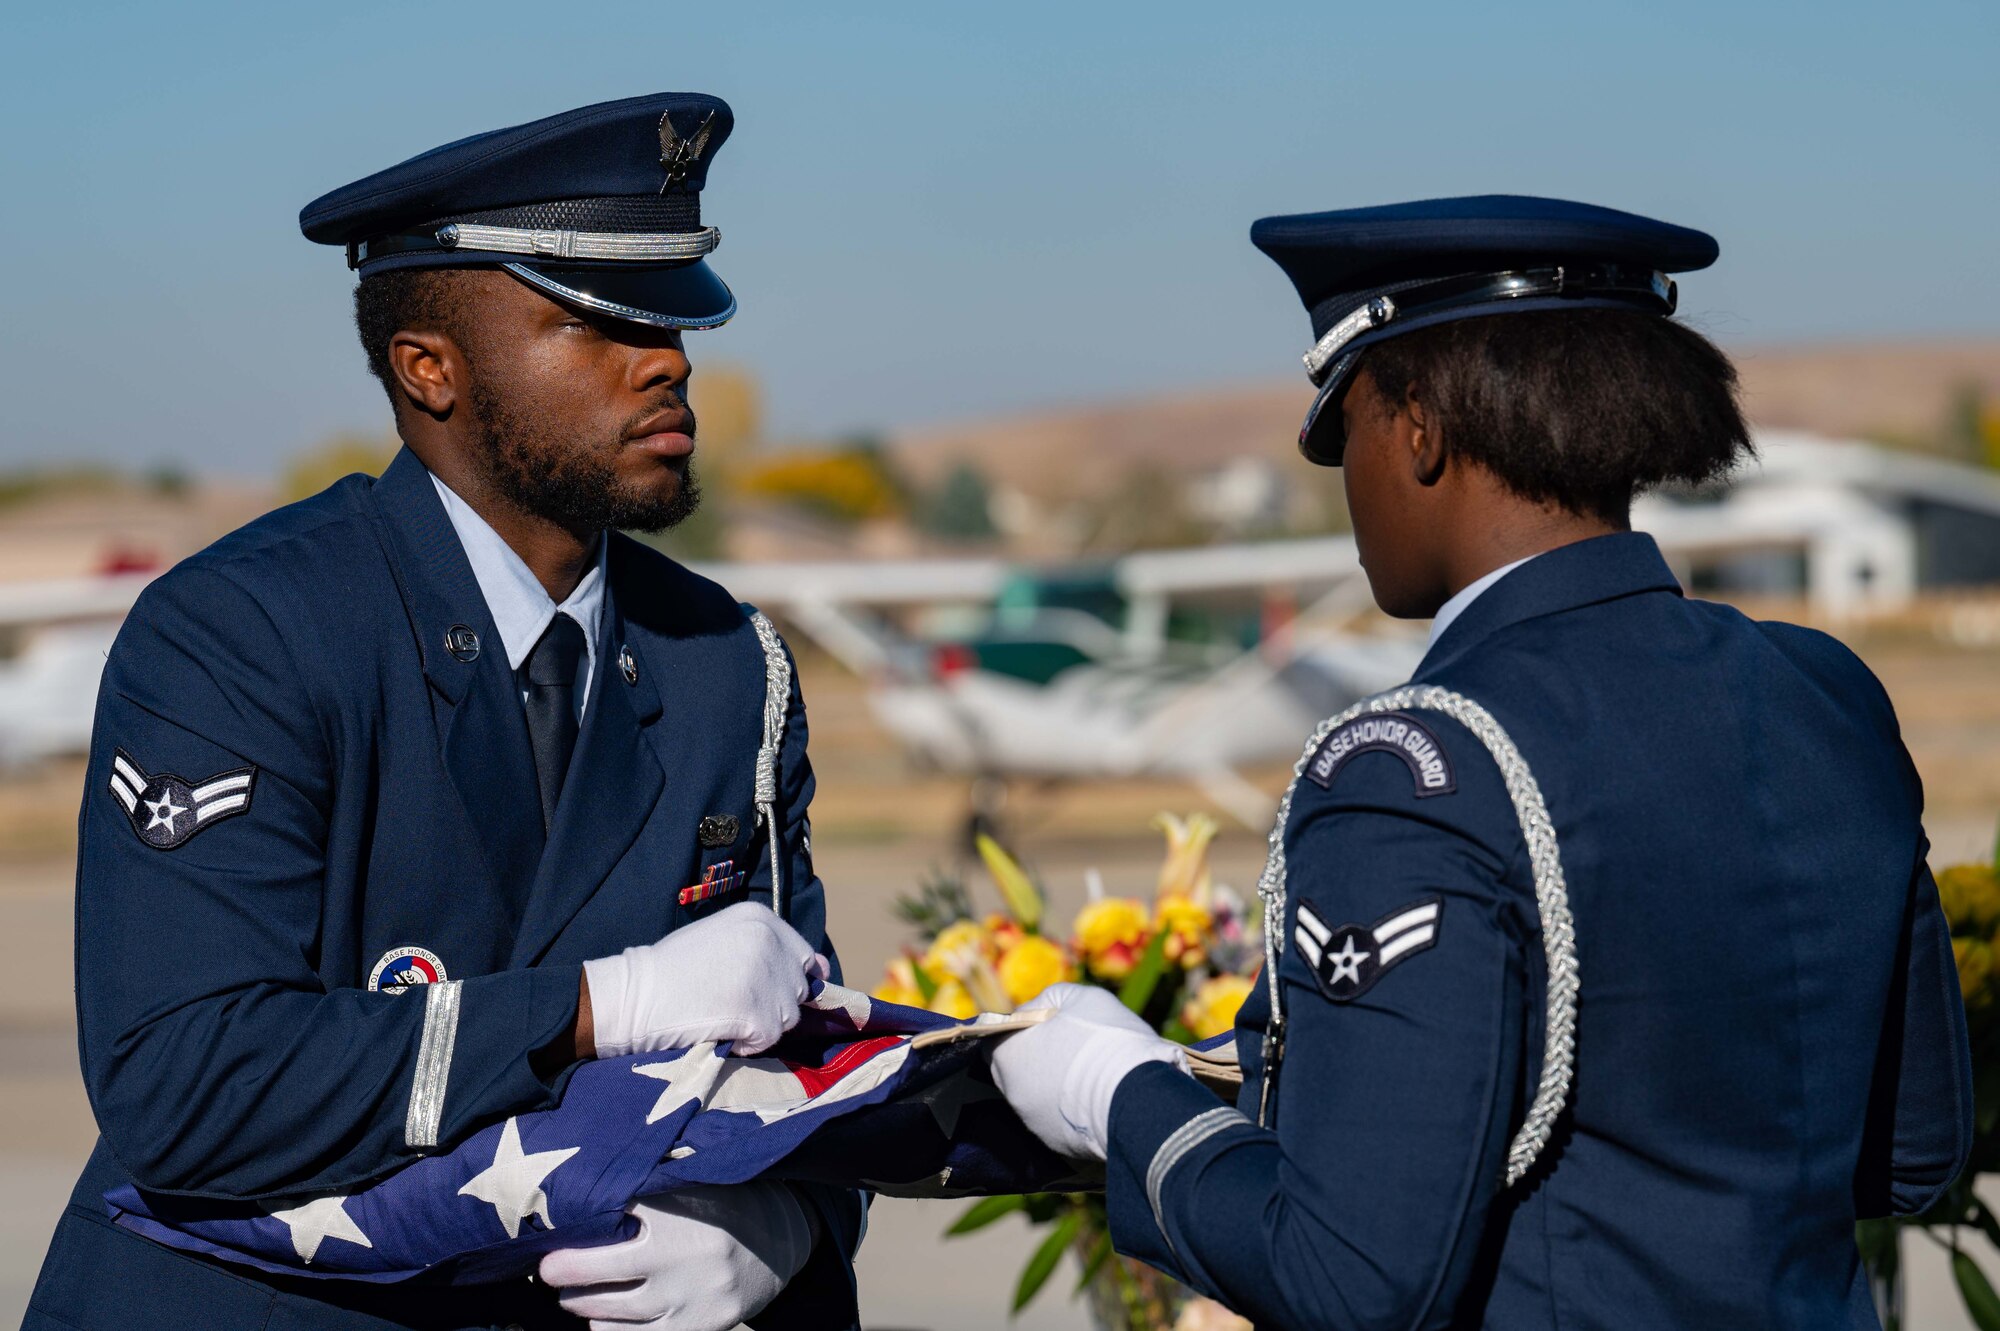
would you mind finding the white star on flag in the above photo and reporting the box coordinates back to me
[144,791,187,832]
[268,1194,372,1264]
[634,1043,730,1125]
[456,1117,578,1239]
[634,1039,914,1127]
[806,984,872,1029]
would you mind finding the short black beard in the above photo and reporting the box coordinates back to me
[466,378,702,535]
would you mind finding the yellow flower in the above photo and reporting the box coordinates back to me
[1939,864,2000,932]
[1155,896,1214,970]
[1074,898,1151,980]
[998,935,1072,1005]
[871,956,928,1009]
[1954,937,1993,1008]
[928,978,979,1020]
[1153,812,1220,906]
[983,913,1026,956]
[1181,974,1254,1040]
[925,920,994,971]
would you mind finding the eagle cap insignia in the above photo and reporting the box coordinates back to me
[658,109,718,192]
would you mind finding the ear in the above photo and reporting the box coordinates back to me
[1405,385,1447,487]
[386,329,461,419]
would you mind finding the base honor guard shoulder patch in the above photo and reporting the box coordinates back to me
[107,748,256,850]
[1305,711,1455,796]
[1294,896,1442,1001]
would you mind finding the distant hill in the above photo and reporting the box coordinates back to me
[887,340,2000,501]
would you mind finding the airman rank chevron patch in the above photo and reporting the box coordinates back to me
[1293,896,1442,1001]
[107,747,257,851]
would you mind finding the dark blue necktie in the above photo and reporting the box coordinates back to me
[521,613,587,832]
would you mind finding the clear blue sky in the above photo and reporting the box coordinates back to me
[1,1,1993,477]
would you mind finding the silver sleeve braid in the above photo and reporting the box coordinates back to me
[748,610,793,922]
[1255,685,1578,1189]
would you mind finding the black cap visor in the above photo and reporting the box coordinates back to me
[505,258,736,330]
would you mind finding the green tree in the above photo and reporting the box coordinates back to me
[918,462,999,541]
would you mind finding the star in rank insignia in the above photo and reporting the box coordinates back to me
[1293,895,1442,1001]
[107,748,256,850]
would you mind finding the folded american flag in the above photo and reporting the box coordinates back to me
[106,983,1086,1284]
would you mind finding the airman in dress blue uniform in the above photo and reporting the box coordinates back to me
[27,93,865,1331]
[991,196,1974,1328]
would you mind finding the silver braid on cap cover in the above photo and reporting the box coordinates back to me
[1255,686,1578,1189]
[749,611,793,922]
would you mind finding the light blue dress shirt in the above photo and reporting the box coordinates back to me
[1423,553,1538,655]
[430,473,606,721]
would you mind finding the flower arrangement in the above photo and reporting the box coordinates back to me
[871,814,1261,1330]
[1860,824,2000,1331]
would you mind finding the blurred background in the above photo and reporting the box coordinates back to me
[2,2,1997,1326]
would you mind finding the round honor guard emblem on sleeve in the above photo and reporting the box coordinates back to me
[368,946,447,994]
[444,625,481,663]
[619,644,638,685]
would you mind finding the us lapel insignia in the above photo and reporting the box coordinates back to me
[679,859,747,907]
[619,644,639,685]
[1293,896,1442,1001]
[107,747,256,851]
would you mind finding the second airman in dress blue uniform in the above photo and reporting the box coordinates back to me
[991,196,1973,1329]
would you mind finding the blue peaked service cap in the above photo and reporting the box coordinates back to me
[1251,195,1720,464]
[301,92,738,329]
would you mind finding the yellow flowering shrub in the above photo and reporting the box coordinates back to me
[1940,864,2000,934]
[1955,937,1994,1008]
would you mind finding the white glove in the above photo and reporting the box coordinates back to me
[987,982,1187,1160]
[540,1181,816,1331]
[584,902,829,1058]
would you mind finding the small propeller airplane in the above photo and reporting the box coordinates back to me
[0,430,1969,830]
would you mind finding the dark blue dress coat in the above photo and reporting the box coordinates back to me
[26,448,862,1331]
[1105,532,1972,1329]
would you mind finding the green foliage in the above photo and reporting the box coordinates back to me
[1957,1249,2000,1331]
[917,462,999,541]
[1117,927,1173,1014]
[947,1194,1025,1235]
[890,868,977,942]
[283,435,398,503]
[1073,1228,1114,1293]
[1013,1206,1084,1313]
[975,833,1045,933]
[143,464,191,498]
[0,466,121,511]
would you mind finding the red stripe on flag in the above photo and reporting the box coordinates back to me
[783,1036,905,1098]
